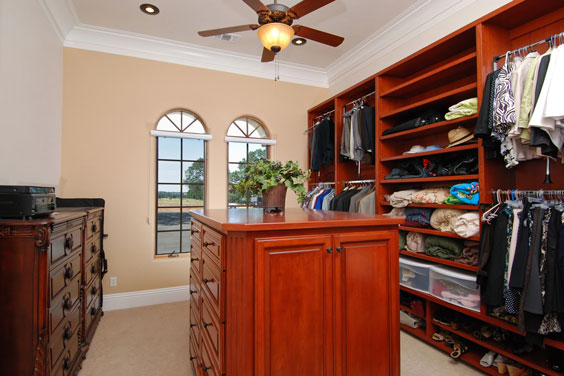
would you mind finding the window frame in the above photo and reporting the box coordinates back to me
[153,109,209,257]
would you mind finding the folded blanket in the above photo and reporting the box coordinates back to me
[455,246,479,266]
[445,98,478,120]
[388,190,418,208]
[450,182,479,205]
[383,207,406,218]
[405,207,434,227]
[411,187,450,204]
[424,235,463,260]
[405,232,425,253]
[445,194,464,205]
[430,209,466,232]
[453,212,480,238]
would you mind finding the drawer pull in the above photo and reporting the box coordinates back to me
[190,356,196,361]
[91,286,98,295]
[203,322,212,328]
[327,247,333,253]
[90,307,97,316]
[91,244,97,253]
[191,228,200,234]
[63,296,73,311]
[203,278,212,284]
[91,264,98,274]
[204,241,214,247]
[64,235,74,250]
[202,366,211,371]
[64,326,73,340]
[64,266,74,280]
[190,257,199,263]
[190,323,197,328]
[189,290,197,295]
[336,247,343,253]
[91,223,98,233]
[63,356,72,370]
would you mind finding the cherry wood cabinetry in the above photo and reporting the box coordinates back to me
[0,207,105,376]
[188,208,401,376]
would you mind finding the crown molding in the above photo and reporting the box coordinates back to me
[37,0,80,42]
[326,0,477,94]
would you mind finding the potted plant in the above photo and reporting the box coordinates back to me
[232,159,310,213]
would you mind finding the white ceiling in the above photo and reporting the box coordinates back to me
[70,0,418,69]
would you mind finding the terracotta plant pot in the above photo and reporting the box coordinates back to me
[262,184,287,214]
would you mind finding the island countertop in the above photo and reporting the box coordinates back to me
[188,207,403,232]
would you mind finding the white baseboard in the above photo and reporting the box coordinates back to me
[103,285,190,311]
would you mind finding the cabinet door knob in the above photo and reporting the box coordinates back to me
[327,247,333,253]
[203,322,212,328]
[191,257,199,263]
[336,247,343,253]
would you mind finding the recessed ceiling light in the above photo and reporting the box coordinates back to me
[292,37,307,46]
[140,3,159,15]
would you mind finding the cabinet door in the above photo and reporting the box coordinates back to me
[334,231,399,376]
[255,235,333,376]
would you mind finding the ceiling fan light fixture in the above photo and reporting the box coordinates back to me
[257,23,294,53]
[140,3,159,15]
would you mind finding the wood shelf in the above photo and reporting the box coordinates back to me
[382,174,479,184]
[399,226,480,242]
[434,321,561,376]
[544,337,564,352]
[400,303,425,320]
[380,83,477,119]
[380,114,478,141]
[381,51,477,98]
[399,250,478,272]
[380,144,478,162]
[381,202,478,211]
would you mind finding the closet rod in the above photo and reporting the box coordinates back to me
[311,181,335,186]
[305,109,336,133]
[493,31,563,63]
[490,189,564,201]
[343,91,376,110]
[343,179,375,185]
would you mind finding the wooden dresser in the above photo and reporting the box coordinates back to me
[188,208,402,376]
[0,207,105,376]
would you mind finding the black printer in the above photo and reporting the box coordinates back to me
[0,185,56,218]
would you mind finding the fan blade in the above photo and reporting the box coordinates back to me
[261,47,275,62]
[242,0,268,12]
[289,0,334,18]
[198,24,259,37]
[293,25,344,47]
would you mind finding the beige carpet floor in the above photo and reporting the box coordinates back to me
[78,302,484,376]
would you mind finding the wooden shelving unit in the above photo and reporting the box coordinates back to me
[381,202,478,211]
[380,115,478,141]
[398,226,480,242]
[382,175,479,184]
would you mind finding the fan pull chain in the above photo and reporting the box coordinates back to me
[275,54,280,81]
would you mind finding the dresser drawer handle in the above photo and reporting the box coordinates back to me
[189,290,197,295]
[91,244,97,254]
[190,323,197,328]
[64,235,74,250]
[190,356,196,361]
[91,286,98,295]
[90,307,97,316]
[336,247,343,253]
[190,257,199,263]
[64,266,74,280]
[91,264,98,274]
[204,241,214,247]
[191,228,200,234]
[202,366,211,372]
[64,326,73,340]
[63,356,72,371]
[203,322,212,328]
[203,278,212,284]
[63,296,73,311]
[91,223,98,233]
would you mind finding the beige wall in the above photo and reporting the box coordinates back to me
[61,48,328,293]
[0,0,62,187]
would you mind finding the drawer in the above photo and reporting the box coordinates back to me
[49,305,81,369]
[190,355,201,376]
[399,256,432,293]
[86,215,101,240]
[50,253,81,302]
[190,332,200,365]
[430,265,480,312]
[190,242,202,276]
[50,331,79,375]
[202,226,223,267]
[85,278,101,308]
[84,253,101,287]
[85,291,102,331]
[190,268,201,313]
[201,252,224,320]
[84,236,101,264]
[49,275,81,334]
[191,220,203,246]
[190,303,201,344]
[201,294,224,371]
[50,227,82,269]
[201,335,220,376]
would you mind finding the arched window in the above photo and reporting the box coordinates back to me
[226,116,276,208]
[151,109,211,256]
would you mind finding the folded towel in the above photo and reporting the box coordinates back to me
[445,98,478,120]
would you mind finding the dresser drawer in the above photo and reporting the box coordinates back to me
[201,335,220,376]
[84,236,100,264]
[49,275,81,335]
[49,305,81,369]
[50,227,82,269]
[190,268,201,312]
[202,226,223,267]
[201,294,224,371]
[201,252,224,320]
[191,220,203,246]
[84,253,101,287]
[190,242,202,276]
[86,215,101,240]
[190,302,201,344]
[85,291,102,331]
[50,253,81,302]
[85,278,101,308]
[53,332,80,376]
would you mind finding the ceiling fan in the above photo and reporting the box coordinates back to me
[198,0,344,62]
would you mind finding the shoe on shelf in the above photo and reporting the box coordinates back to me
[432,309,454,326]
[479,350,497,367]
[506,363,530,376]
[450,340,470,359]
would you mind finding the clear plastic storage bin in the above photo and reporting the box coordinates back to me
[399,257,432,293]
[429,265,480,312]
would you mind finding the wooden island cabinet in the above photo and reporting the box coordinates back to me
[188,208,402,376]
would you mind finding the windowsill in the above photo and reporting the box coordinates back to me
[154,252,191,260]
